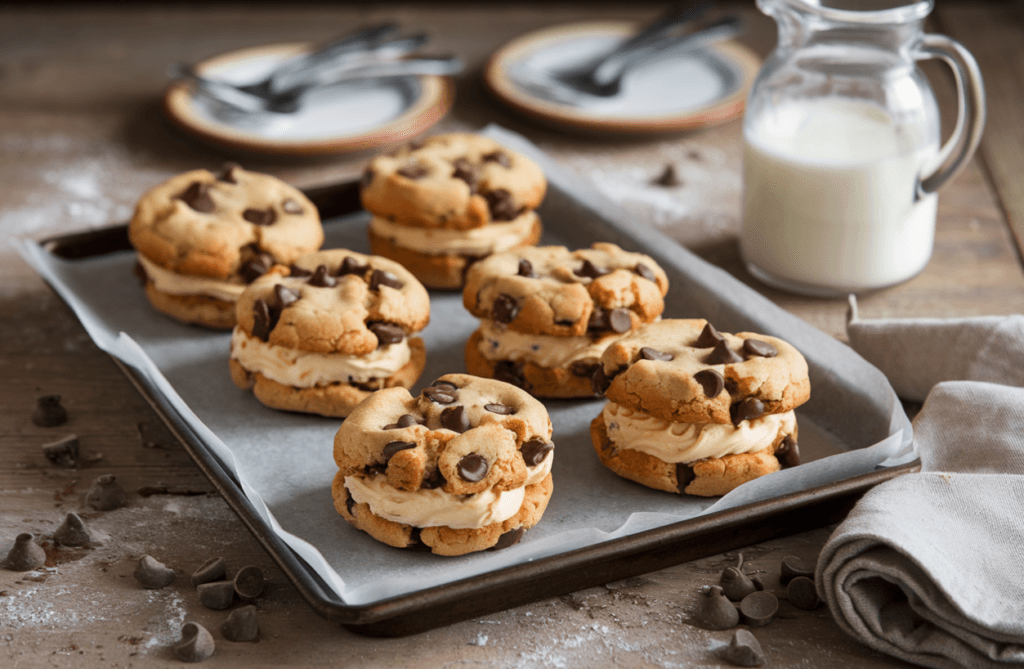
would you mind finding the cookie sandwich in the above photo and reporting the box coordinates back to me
[463,243,669,398]
[129,164,323,328]
[229,249,429,418]
[591,319,809,496]
[332,374,555,556]
[362,133,546,289]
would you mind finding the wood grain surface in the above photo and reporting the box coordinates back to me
[2,3,1020,667]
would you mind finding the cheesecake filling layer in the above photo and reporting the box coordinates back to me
[477,319,621,369]
[138,253,246,302]
[369,211,537,255]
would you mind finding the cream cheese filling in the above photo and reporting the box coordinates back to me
[230,327,411,388]
[478,319,621,369]
[345,452,552,530]
[603,402,796,464]
[369,211,537,255]
[137,253,245,303]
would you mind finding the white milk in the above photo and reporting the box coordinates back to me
[740,99,939,294]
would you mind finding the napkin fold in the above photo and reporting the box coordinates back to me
[818,300,1024,669]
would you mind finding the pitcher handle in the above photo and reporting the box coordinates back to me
[915,34,986,198]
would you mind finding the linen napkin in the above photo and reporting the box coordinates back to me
[816,299,1024,669]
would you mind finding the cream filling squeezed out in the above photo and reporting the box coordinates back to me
[478,319,621,369]
[137,253,246,302]
[369,211,537,255]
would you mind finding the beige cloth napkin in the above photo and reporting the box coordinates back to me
[817,299,1024,668]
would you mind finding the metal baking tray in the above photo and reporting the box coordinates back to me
[38,178,916,637]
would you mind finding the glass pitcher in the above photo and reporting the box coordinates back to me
[740,0,985,296]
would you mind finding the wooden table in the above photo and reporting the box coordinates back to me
[3,3,1021,667]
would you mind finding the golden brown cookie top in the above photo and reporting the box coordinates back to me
[463,243,669,337]
[596,319,810,425]
[234,250,430,356]
[334,374,554,495]
[128,166,323,281]
[359,133,546,231]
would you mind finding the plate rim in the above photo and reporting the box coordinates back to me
[163,42,455,156]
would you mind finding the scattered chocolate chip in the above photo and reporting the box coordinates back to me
[423,385,458,404]
[251,299,273,342]
[484,189,519,221]
[517,258,535,278]
[281,198,304,215]
[407,527,431,551]
[53,513,91,547]
[274,284,300,309]
[695,322,725,348]
[222,605,259,642]
[780,555,816,584]
[574,259,607,279]
[174,622,215,663]
[369,269,403,291]
[521,438,553,467]
[492,294,520,324]
[234,565,264,600]
[289,264,313,277]
[360,168,375,188]
[731,398,766,426]
[191,557,226,587]
[484,403,515,415]
[134,555,176,589]
[720,567,758,602]
[458,453,489,482]
[739,590,778,627]
[592,367,611,395]
[368,322,405,348]
[196,580,235,610]
[676,463,696,492]
[32,394,68,427]
[242,208,276,226]
[86,474,126,511]
[41,434,79,467]
[634,263,657,282]
[608,308,632,333]
[440,405,470,433]
[384,414,420,430]
[694,369,725,398]
[240,253,275,283]
[493,360,526,389]
[697,585,740,630]
[177,181,215,213]
[308,265,337,288]
[397,162,429,179]
[706,340,744,365]
[421,469,445,490]
[383,441,416,461]
[490,527,525,551]
[339,256,370,276]
[723,629,767,667]
[640,347,673,362]
[776,436,800,468]
[652,163,683,187]
[5,533,46,571]
[482,151,511,168]
[218,162,240,183]
[568,361,599,379]
[451,158,478,191]
[743,338,778,359]
[787,576,820,610]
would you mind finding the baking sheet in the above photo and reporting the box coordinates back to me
[18,125,913,607]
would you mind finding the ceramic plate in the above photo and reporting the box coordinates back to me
[163,43,454,156]
[485,21,760,134]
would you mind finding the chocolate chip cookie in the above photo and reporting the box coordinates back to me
[229,249,429,418]
[590,319,808,496]
[362,133,546,289]
[129,165,323,328]
[332,374,555,556]
[462,243,669,398]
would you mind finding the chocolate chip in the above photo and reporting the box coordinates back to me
[695,322,725,348]
[776,436,800,468]
[731,398,765,426]
[574,259,607,279]
[240,253,275,283]
[397,162,428,179]
[780,555,816,584]
[494,360,526,389]
[723,629,767,667]
[368,322,405,347]
[191,557,226,587]
[640,347,673,362]
[492,294,520,324]
[697,585,740,630]
[221,605,259,642]
[694,369,725,398]
[218,162,240,183]
[274,284,300,309]
[592,367,611,395]
[421,469,445,490]
[422,385,458,404]
[458,453,489,482]
[608,308,632,333]
[451,157,478,191]
[490,527,525,550]
[743,338,778,358]
[177,181,215,213]
[484,188,519,221]
[41,434,79,467]
[676,463,696,493]
[339,256,370,276]
[369,268,403,291]
[251,299,273,341]
[787,576,821,610]
[720,567,758,602]
[485,403,515,415]
[568,361,599,379]
[635,263,657,282]
[53,513,91,547]
[5,533,45,571]
[383,441,416,461]
[588,307,609,331]
[739,590,778,627]
[440,405,470,433]
[282,198,304,215]
[197,580,235,610]
[521,438,553,467]
[397,414,421,428]
[345,494,357,516]
[652,163,682,187]
[233,565,264,600]
[360,168,375,188]
[431,379,459,390]
[517,258,535,278]
[243,208,276,226]
[308,265,337,288]
[134,555,176,589]
[174,622,215,663]
[706,340,744,365]
[483,150,511,168]
[407,527,431,551]
[86,474,126,510]
[32,394,67,427]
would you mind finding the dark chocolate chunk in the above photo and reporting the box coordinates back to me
[86,474,126,510]
[484,403,516,415]
[482,150,511,168]
[458,453,489,482]
[492,294,520,324]
[177,181,215,213]
[191,557,226,587]
[694,369,725,398]
[490,527,526,551]
[574,259,607,279]
[676,463,696,492]
[308,264,337,288]
[787,576,821,610]
[240,252,275,283]
[422,385,458,404]
[383,441,416,461]
[739,590,778,627]
[521,438,553,467]
[652,163,682,187]
[608,308,632,333]
[42,434,79,467]
[274,284,300,309]
[221,605,259,642]
[780,555,816,584]
[720,567,758,602]
[134,555,176,589]
[5,533,46,571]
[451,157,478,191]
[635,263,657,282]
[281,198,304,215]
[233,565,264,600]
[197,580,235,610]
[338,256,369,276]
[723,629,767,667]
[440,405,470,433]
[776,436,800,468]
[368,322,405,347]
[743,338,778,359]
[251,299,273,341]
[484,188,519,221]
[242,207,276,226]
[706,340,744,365]
[53,512,91,547]
[568,361,599,379]
[588,307,609,331]
[421,469,445,490]
[695,322,725,348]
[174,622,215,663]
[731,398,766,426]
[289,264,313,277]
[592,367,611,395]
[397,162,428,179]
[493,360,526,389]
[696,585,740,630]
[517,258,535,278]
[369,269,403,291]
[32,394,68,427]
[640,347,673,362]
[218,162,240,183]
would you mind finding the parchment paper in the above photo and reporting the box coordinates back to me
[17,125,913,606]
